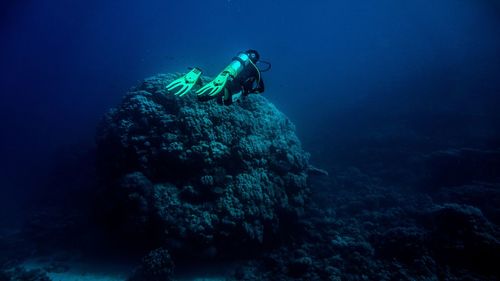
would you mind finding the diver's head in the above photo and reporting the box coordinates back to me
[246,49,260,63]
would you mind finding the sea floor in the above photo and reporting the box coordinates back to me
[21,255,236,281]
[23,258,130,281]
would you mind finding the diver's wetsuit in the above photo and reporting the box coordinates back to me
[198,59,265,106]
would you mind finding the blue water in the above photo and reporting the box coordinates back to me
[1,0,500,279]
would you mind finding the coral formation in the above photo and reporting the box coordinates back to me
[231,169,500,281]
[96,73,316,256]
[3,73,497,281]
[0,267,51,281]
[93,74,499,280]
[128,248,174,281]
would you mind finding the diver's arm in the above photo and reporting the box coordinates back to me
[252,78,264,94]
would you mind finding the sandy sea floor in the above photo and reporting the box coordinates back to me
[22,256,236,281]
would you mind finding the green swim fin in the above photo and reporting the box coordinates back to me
[166,67,202,96]
[196,70,231,97]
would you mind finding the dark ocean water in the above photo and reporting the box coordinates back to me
[1,0,500,280]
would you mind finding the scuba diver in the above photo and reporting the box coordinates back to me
[166,50,270,105]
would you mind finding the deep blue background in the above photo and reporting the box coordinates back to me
[1,0,500,223]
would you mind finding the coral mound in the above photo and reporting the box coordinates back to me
[96,73,314,256]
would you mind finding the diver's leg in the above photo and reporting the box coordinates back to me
[222,88,233,105]
[231,90,243,103]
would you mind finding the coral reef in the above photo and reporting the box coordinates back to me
[4,72,497,281]
[128,248,174,281]
[0,267,51,281]
[231,169,500,281]
[93,73,499,280]
[96,73,315,257]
